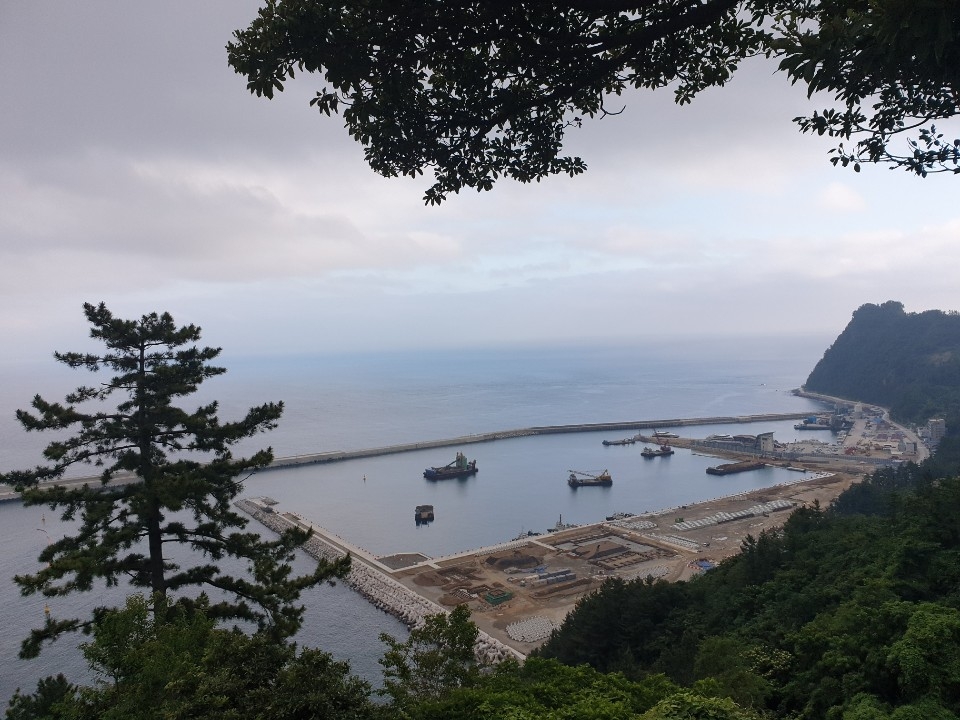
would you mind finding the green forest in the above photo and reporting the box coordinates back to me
[805,301,960,430]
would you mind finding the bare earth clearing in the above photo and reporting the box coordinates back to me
[385,469,856,655]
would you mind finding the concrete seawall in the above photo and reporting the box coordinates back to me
[0,412,816,503]
[235,498,524,664]
[261,412,815,471]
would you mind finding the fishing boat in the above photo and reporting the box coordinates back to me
[567,469,613,487]
[423,451,478,480]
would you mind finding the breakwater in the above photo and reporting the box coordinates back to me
[0,412,815,503]
[261,412,814,471]
[235,498,523,664]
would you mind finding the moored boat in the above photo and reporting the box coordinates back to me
[641,443,675,458]
[567,469,613,487]
[706,460,766,475]
[423,451,478,480]
[546,515,579,532]
[602,437,635,446]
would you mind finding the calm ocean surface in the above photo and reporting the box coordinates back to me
[0,335,832,704]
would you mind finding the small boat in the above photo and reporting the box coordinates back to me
[415,504,434,524]
[567,469,613,487]
[423,452,478,480]
[654,430,679,439]
[602,437,635,446]
[511,528,542,541]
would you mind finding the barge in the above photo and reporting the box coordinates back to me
[423,452,478,480]
[641,444,675,458]
[567,469,613,487]
[706,460,766,476]
[414,504,434,524]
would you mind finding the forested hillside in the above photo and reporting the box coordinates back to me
[804,301,960,427]
[537,459,960,718]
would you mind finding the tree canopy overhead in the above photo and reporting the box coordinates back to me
[228,0,960,204]
[1,303,347,658]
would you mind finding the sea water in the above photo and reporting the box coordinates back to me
[0,335,832,704]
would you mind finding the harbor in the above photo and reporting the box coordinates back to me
[0,400,924,659]
[238,465,855,658]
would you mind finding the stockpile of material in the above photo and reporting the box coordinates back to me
[506,616,554,643]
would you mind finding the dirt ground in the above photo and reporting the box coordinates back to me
[385,404,917,656]
[390,468,859,655]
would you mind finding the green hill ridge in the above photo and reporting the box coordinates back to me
[804,301,960,427]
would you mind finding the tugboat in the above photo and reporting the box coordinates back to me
[423,451,478,480]
[641,443,675,458]
[567,469,613,487]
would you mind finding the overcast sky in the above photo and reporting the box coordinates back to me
[2,2,958,362]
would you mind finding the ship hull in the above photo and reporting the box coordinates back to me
[706,461,765,476]
[423,466,478,480]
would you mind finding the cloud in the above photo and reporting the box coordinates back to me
[2,1,960,359]
[817,182,868,212]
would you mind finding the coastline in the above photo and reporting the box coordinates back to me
[239,463,859,658]
[233,392,918,656]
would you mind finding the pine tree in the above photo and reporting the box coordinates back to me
[2,303,348,658]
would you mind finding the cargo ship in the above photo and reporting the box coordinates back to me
[423,452,478,480]
[706,460,766,475]
[567,469,613,487]
[602,437,635,446]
